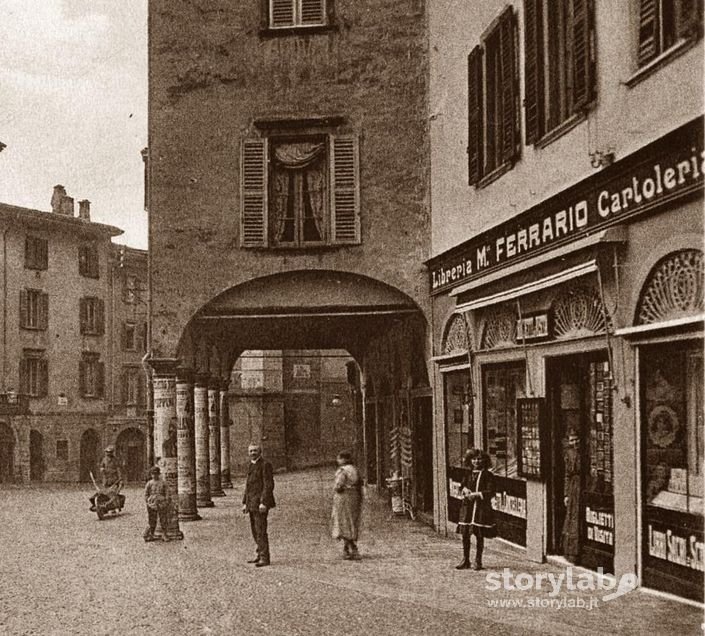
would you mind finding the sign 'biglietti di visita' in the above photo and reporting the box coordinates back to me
[427,117,705,295]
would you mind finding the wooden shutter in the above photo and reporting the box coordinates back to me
[39,293,49,331]
[241,139,268,247]
[97,299,105,335]
[20,358,29,394]
[524,0,544,144]
[79,298,87,334]
[38,359,49,397]
[330,134,360,244]
[122,370,129,404]
[301,0,325,25]
[499,8,520,162]
[571,0,594,110]
[137,371,146,408]
[20,290,28,328]
[41,239,48,270]
[271,0,295,27]
[79,361,86,397]
[467,46,484,185]
[97,362,105,398]
[637,0,659,65]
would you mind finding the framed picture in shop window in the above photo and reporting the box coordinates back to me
[516,397,548,480]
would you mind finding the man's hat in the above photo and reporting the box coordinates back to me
[105,445,115,453]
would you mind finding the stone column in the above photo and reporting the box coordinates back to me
[220,380,233,488]
[194,375,213,507]
[176,369,200,521]
[151,364,184,540]
[208,378,225,496]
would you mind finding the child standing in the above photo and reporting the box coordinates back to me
[456,450,496,570]
[143,466,170,542]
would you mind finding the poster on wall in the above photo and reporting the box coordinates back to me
[516,397,547,480]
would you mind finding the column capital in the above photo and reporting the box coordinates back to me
[194,372,210,387]
[208,376,222,391]
[176,366,195,383]
[149,358,179,377]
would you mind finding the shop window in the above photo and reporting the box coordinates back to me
[56,440,69,461]
[445,371,473,468]
[78,244,99,279]
[266,0,327,29]
[79,297,105,336]
[483,363,526,478]
[241,133,360,247]
[79,353,105,399]
[467,7,521,186]
[19,289,49,331]
[24,236,48,270]
[19,350,48,398]
[642,342,703,515]
[524,0,596,145]
[636,0,703,67]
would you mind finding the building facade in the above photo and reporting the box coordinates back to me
[147,1,433,522]
[428,0,703,601]
[0,189,149,483]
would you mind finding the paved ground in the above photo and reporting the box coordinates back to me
[0,468,701,635]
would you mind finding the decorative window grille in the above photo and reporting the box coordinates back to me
[481,306,517,349]
[552,284,610,339]
[636,249,704,324]
[442,314,469,355]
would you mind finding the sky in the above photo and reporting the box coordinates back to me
[0,0,148,249]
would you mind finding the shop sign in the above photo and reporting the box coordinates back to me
[585,507,614,546]
[427,117,704,295]
[516,313,549,341]
[648,523,705,572]
[492,490,527,519]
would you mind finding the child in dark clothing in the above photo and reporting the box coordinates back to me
[143,466,170,542]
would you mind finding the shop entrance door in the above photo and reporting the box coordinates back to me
[548,354,615,573]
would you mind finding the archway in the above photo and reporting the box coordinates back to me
[116,428,146,482]
[0,422,15,483]
[79,429,101,483]
[29,430,44,482]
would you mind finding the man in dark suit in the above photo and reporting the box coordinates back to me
[242,443,275,567]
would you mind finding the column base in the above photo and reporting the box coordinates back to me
[221,473,234,489]
[165,529,185,541]
[197,499,215,508]
[179,511,202,521]
[211,489,226,497]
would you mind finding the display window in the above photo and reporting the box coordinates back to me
[641,340,704,602]
[444,370,473,469]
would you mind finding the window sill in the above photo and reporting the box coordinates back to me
[242,243,361,251]
[24,265,47,272]
[476,161,515,189]
[534,111,587,150]
[624,38,698,88]
[259,24,338,39]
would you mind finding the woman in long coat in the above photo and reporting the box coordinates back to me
[456,449,496,570]
[331,451,363,560]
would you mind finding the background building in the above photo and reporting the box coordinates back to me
[0,189,149,483]
[147,0,434,521]
[428,0,703,601]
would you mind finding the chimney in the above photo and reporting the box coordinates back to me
[51,185,67,213]
[60,195,75,217]
[78,199,91,221]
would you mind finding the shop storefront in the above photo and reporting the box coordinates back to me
[429,117,703,600]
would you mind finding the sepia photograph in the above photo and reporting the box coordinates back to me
[0,1,703,634]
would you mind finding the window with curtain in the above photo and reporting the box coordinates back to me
[240,132,360,248]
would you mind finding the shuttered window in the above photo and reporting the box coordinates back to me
[523,0,596,145]
[269,0,326,28]
[240,133,360,247]
[79,297,105,336]
[123,367,141,405]
[25,236,48,271]
[637,0,703,67]
[20,350,48,398]
[79,244,99,279]
[467,7,520,186]
[20,289,49,331]
[79,353,105,399]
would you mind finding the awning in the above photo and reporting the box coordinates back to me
[455,260,597,313]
